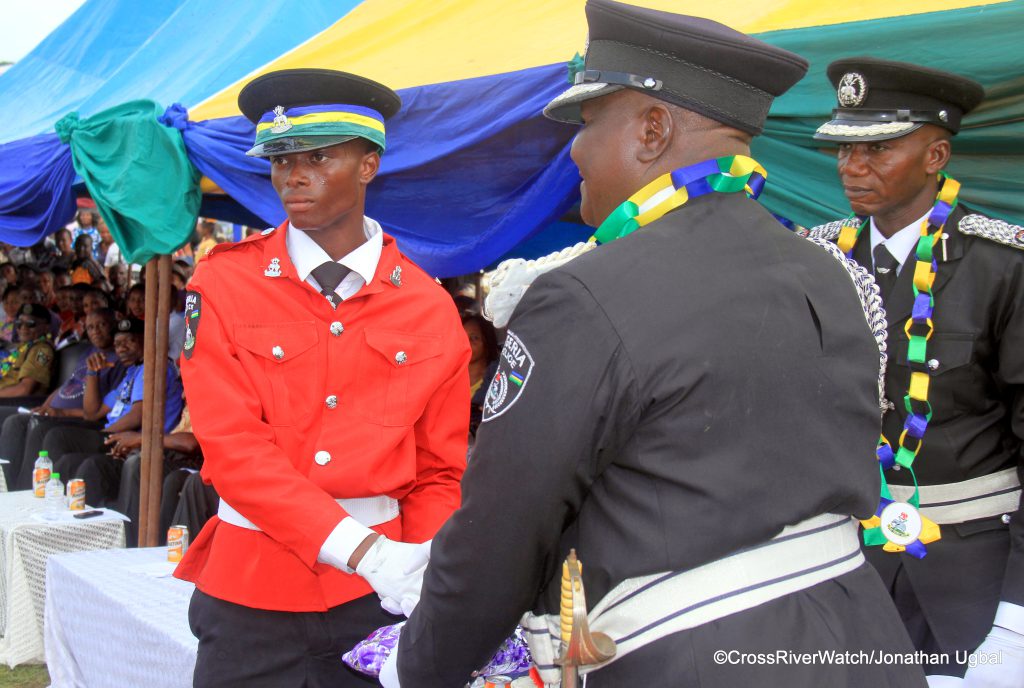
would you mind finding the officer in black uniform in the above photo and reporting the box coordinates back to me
[808,58,1024,685]
[383,2,926,687]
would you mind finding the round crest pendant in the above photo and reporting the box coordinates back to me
[879,501,923,546]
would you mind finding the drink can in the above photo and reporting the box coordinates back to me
[67,479,86,510]
[167,525,190,562]
[33,468,51,498]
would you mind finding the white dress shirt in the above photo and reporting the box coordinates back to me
[868,210,931,275]
[286,215,384,301]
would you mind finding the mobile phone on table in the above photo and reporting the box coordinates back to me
[73,510,104,519]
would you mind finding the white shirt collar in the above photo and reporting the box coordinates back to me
[286,217,384,298]
[869,210,931,272]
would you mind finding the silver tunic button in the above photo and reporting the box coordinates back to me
[330,321,344,337]
[272,346,284,360]
[927,359,940,371]
[1002,514,1012,525]
[325,395,338,409]
[314,451,331,466]
[395,351,408,365]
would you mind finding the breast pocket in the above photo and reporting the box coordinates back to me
[234,321,320,425]
[355,328,444,427]
[891,332,976,418]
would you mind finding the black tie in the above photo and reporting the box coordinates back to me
[872,243,899,301]
[310,261,351,308]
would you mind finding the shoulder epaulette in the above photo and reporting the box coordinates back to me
[958,214,1024,251]
[801,220,845,242]
[205,228,273,260]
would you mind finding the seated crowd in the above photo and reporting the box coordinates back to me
[0,214,499,548]
[0,213,220,546]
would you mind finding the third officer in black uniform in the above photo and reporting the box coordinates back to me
[809,58,1024,686]
[383,2,927,686]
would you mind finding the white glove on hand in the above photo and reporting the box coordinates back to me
[380,637,401,687]
[963,626,1024,687]
[355,537,431,617]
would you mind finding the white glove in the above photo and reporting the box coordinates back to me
[963,626,1024,687]
[380,637,401,687]
[355,537,431,617]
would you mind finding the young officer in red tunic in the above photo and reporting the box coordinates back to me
[174,69,470,687]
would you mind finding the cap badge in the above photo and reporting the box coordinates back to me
[269,106,292,134]
[390,266,402,287]
[838,72,868,108]
[264,257,281,278]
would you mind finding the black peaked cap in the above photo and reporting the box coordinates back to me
[815,57,984,141]
[545,0,809,134]
[238,68,401,124]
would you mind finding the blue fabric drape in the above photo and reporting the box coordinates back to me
[0,133,77,246]
[169,64,582,277]
[160,104,280,227]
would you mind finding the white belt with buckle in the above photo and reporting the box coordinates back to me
[217,495,400,530]
[522,513,863,681]
[888,467,1020,525]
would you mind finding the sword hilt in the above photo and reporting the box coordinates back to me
[555,549,616,685]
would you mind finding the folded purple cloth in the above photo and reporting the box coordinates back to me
[343,623,533,679]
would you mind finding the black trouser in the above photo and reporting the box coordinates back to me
[65,452,125,507]
[41,424,106,468]
[116,451,200,547]
[170,471,218,539]
[2,414,102,490]
[189,589,398,688]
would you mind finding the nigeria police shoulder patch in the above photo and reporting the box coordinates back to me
[482,330,534,423]
[182,291,201,360]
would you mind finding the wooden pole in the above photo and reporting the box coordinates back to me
[137,259,158,547]
[138,255,172,547]
[143,255,172,547]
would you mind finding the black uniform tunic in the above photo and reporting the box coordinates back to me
[840,205,1024,665]
[399,192,926,686]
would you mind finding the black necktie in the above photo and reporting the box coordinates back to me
[872,243,899,301]
[310,261,351,308]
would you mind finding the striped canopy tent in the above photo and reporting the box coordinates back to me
[0,0,373,256]
[187,0,1024,275]
[1,0,1022,277]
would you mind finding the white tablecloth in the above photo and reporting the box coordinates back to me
[45,547,196,688]
[0,490,125,667]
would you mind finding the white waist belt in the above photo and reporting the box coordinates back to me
[887,467,1020,525]
[217,495,400,530]
[522,513,863,683]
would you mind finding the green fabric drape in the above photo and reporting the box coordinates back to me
[753,0,1024,228]
[55,99,200,264]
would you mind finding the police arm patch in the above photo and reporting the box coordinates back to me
[183,291,201,360]
[482,330,534,423]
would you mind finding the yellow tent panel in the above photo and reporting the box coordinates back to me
[192,0,996,121]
